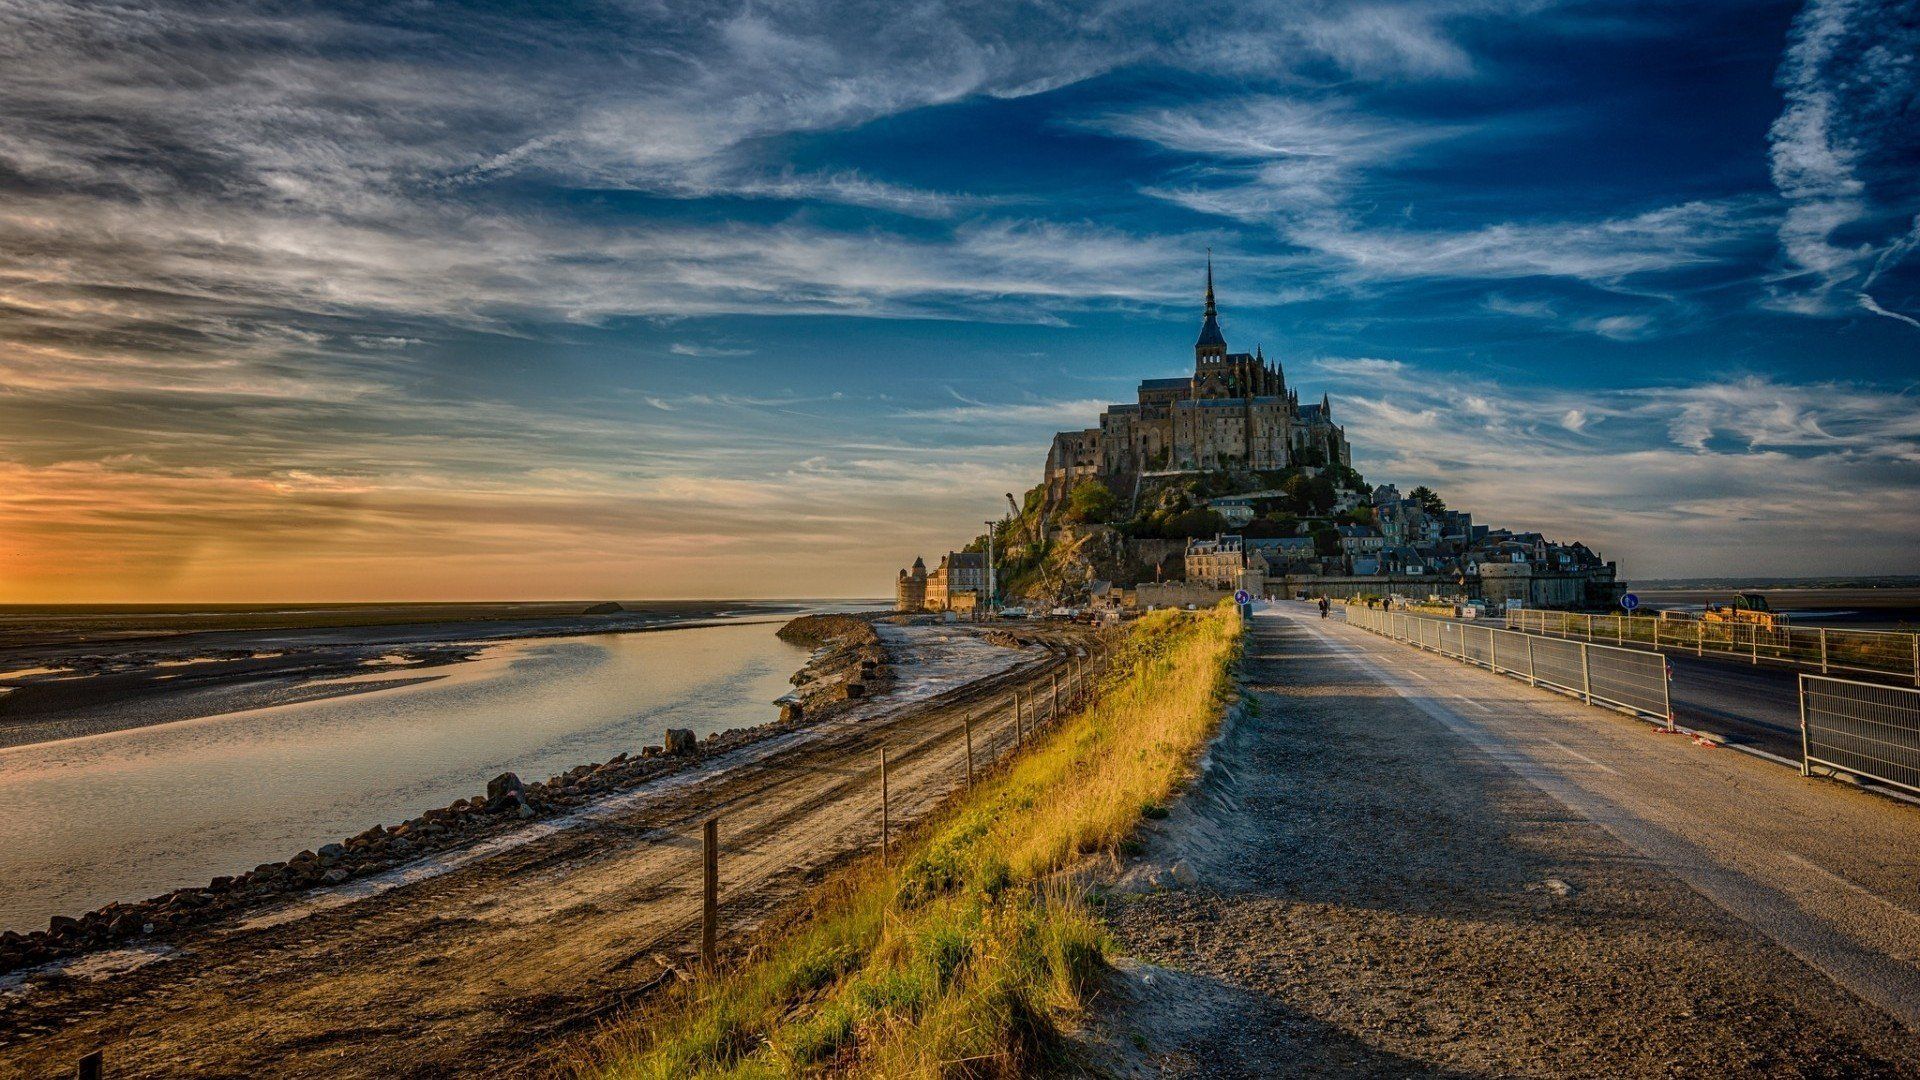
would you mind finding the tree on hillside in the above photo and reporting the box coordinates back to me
[1408,485,1447,514]
[1308,474,1338,514]
[1163,507,1227,538]
[1065,479,1118,524]
[1335,506,1376,527]
[1312,525,1342,557]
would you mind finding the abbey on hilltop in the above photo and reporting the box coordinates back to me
[1043,258,1350,504]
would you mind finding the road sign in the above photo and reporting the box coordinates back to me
[1233,589,1250,604]
[1620,593,1640,612]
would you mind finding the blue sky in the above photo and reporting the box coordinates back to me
[0,0,1915,600]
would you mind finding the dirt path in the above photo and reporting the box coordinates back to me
[1092,605,1920,1077]
[0,625,1097,1080]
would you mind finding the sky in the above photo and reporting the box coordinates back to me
[1,0,1916,602]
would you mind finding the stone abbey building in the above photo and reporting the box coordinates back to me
[1044,261,1350,503]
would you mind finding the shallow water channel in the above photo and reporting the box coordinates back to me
[0,621,806,933]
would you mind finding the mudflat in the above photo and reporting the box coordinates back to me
[1631,586,1920,629]
[0,601,820,749]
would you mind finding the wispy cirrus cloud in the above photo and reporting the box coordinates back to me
[1764,0,1920,328]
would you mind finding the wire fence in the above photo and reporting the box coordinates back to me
[1345,606,1670,720]
[1509,608,1920,687]
[1799,675,1920,797]
[680,639,1112,962]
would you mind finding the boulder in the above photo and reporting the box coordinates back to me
[487,772,524,803]
[664,728,697,756]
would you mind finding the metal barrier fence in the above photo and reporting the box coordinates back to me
[1346,606,1670,720]
[1800,676,1920,797]
[1509,608,1920,687]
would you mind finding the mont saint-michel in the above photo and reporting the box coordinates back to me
[897,264,1620,615]
[9,3,1920,1076]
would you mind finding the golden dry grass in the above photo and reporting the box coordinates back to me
[574,604,1242,1079]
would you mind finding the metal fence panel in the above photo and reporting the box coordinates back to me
[1585,648,1670,718]
[1509,608,1920,686]
[1344,606,1669,719]
[1801,676,1920,796]
[1462,625,1494,668]
[1528,634,1585,695]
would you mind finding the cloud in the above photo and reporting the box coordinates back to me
[896,395,1118,425]
[1290,200,1768,284]
[669,343,757,358]
[1097,92,1767,296]
[1309,358,1920,576]
[1764,0,1920,327]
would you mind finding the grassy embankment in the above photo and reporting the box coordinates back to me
[576,604,1243,1078]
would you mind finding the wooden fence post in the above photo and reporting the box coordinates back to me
[879,748,890,866]
[964,715,974,789]
[701,817,718,970]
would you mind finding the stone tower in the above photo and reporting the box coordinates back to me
[895,556,928,612]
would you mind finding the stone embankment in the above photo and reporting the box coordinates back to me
[774,613,891,722]
[0,613,899,977]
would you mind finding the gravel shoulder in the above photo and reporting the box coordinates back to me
[0,623,1094,1080]
[1088,606,1920,1077]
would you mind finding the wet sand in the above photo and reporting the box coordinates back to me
[0,601,864,750]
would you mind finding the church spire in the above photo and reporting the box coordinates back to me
[1195,250,1226,358]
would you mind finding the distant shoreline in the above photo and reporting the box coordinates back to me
[0,602,880,751]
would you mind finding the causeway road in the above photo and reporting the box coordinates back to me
[1098,603,1920,1075]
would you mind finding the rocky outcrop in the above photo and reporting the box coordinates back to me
[774,613,892,728]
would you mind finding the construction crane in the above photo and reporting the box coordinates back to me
[1006,492,1046,549]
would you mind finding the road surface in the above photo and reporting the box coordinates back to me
[1095,603,1920,1076]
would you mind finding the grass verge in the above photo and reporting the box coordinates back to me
[573,603,1242,1078]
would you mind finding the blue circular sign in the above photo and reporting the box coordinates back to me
[1620,593,1640,611]
[1233,589,1251,604]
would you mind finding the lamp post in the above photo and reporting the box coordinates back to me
[984,519,996,615]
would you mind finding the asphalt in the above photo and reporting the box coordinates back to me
[1090,603,1920,1076]
[1667,652,1805,754]
[1300,602,1920,1034]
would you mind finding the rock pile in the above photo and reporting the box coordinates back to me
[775,613,893,724]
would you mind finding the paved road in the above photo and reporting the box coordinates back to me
[1429,614,1859,766]
[1667,652,1804,753]
[1296,602,1920,1033]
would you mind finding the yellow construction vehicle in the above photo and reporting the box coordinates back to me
[1701,592,1788,629]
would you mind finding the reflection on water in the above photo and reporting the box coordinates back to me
[0,622,805,933]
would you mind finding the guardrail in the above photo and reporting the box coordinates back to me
[1509,609,1920,687]
[1800,676,1920,797]
[1346,606,1670,720]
